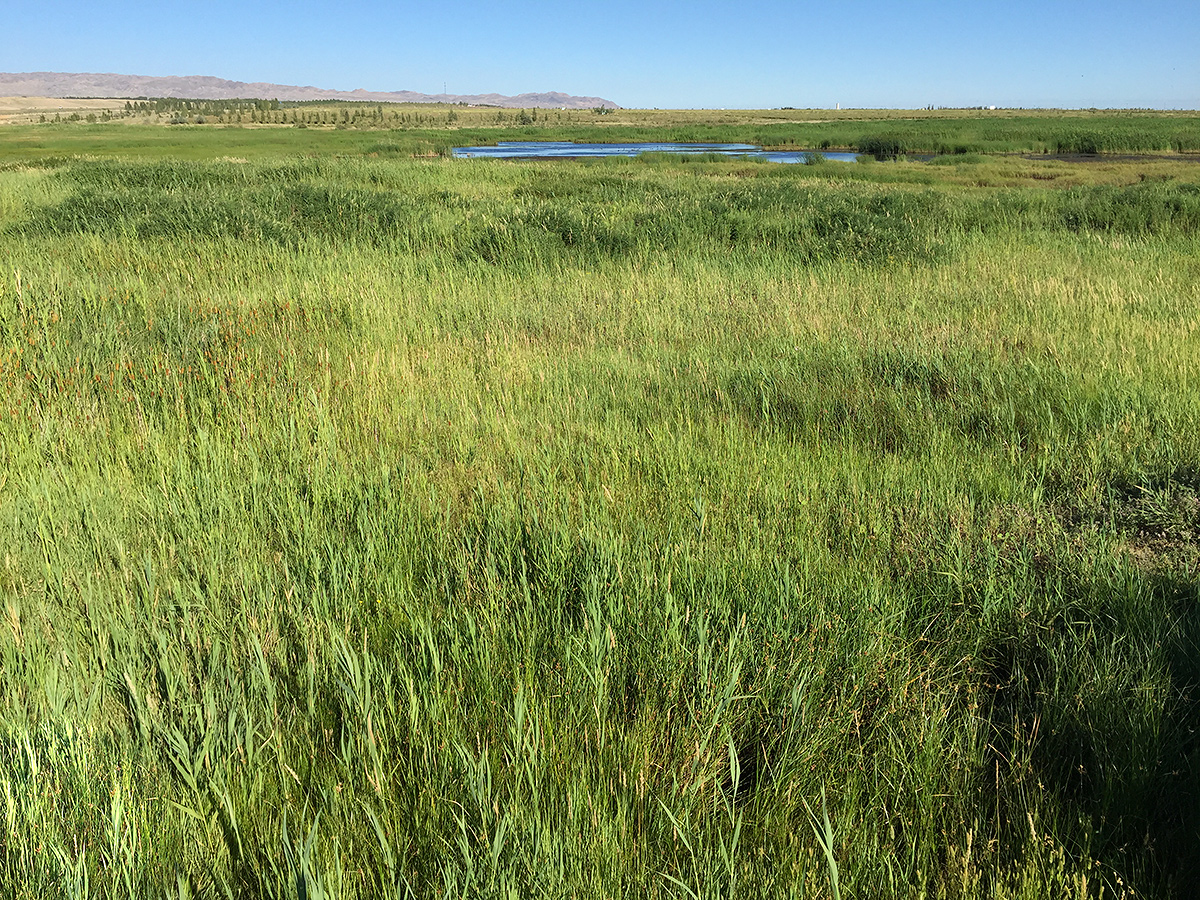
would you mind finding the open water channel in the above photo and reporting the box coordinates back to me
[453,141,859,164]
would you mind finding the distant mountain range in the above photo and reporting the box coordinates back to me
[0,72,619,109]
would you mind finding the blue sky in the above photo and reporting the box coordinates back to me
[4,0,1197,109]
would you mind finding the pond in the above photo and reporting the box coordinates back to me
[452,141,859,164]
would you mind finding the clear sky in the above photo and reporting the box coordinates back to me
[4,0,1198,109]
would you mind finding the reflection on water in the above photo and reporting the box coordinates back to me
[453,141,859,164]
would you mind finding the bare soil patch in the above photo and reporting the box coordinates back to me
[1110,478,1200,577]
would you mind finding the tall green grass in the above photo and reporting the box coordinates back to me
[1,150,1198,898]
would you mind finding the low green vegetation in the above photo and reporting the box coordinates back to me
[1,118,1199,898]
[7,106,1200,160]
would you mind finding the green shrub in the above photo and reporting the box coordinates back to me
[857,134,907,161]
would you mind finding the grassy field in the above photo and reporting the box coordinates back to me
[1,116,1200,898]
[5,105,1200,158]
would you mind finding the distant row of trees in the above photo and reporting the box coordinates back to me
[122,98,283,114]
[109,99,400,127]
[39,97,592,130]
[39,111,112,124]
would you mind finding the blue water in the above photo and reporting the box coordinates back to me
[453,141,859,164]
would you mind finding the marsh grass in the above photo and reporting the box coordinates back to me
[4,109,1200,165]
[0,142,1198,898]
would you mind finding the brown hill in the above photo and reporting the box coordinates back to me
[0,72,620,109]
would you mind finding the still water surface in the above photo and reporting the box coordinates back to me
[453,141,859,164]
